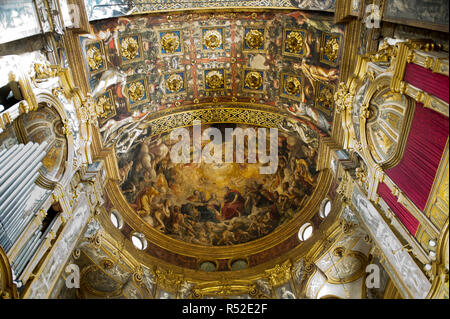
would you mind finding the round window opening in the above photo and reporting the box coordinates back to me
[199,261,217,272]
[320,199,332,218]
[131,232,147,250]
[230,259,248,271]
[110,210,123,229]
[298,222,313,241]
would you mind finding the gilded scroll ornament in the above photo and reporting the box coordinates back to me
[205,70,224,89]
[203,29,223,49]
[286,31,303,53]
[166,73,183,92]
[121,36,139,60]
[244,71,263,90]
[128,81,145,102]
[33,63,56,80]
[265,260,292,287]
[245,29,264,49]
[161,32,180,53]
[334,82,353,113]
[86,45,103,71]
[284,76,301,95]
[324,37,339,62]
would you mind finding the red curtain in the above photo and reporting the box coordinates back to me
[404,63,449,103]
[378,182,420,235]
[385,103,448,211]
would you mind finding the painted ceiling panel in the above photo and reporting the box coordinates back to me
[80,10,343,138]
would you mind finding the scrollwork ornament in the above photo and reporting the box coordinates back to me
[303,259,315,274]
[72,248,81,260]
[191,288,203,299]
[133,266,144,283]
[334,82,353,113]
[89,233,102,249]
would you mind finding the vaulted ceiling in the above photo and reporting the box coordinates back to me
[80,9,345,278]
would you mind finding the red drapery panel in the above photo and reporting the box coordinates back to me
[404,63,449,103]
[385,103,449,211]
[378,182,420,235]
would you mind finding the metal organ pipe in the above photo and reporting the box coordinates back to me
[0,142,50,259]
[0,148,46,214]
[0,142,47,203]
[0,142,37,187]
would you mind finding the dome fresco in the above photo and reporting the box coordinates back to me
[117,123,319,246]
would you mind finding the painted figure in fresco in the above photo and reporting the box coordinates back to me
[280,118,320,143]
[117,124,319,246]
[285,102,331,133]
[118,160,133,185]
[221,187,245,220]
[153,198,171,231]
[169,206,185,236]
[91,68,127,98]
[135,185,159,218]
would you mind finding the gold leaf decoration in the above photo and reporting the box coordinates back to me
[324,37,339,62]
[205,70,224,89]
[245,29,264,49]
[286,31,303,54]
[318,86,334,110]
[160,32,180,53]
[203,29,222,49]
[128,81,145,102]
[121,36,139,60]
[166,73,184,92]
[86,45,103,71]
[284,76,301,95]
[245,71,263,90]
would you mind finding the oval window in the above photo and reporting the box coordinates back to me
[298,222,313,241]
[131,232,147,250]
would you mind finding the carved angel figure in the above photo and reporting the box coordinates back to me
[254,279,272,297]
[179,281,195,299]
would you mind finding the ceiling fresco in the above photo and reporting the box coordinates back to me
[79,8,343,269]
[80,10,344,140]
[117,123,319,246]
